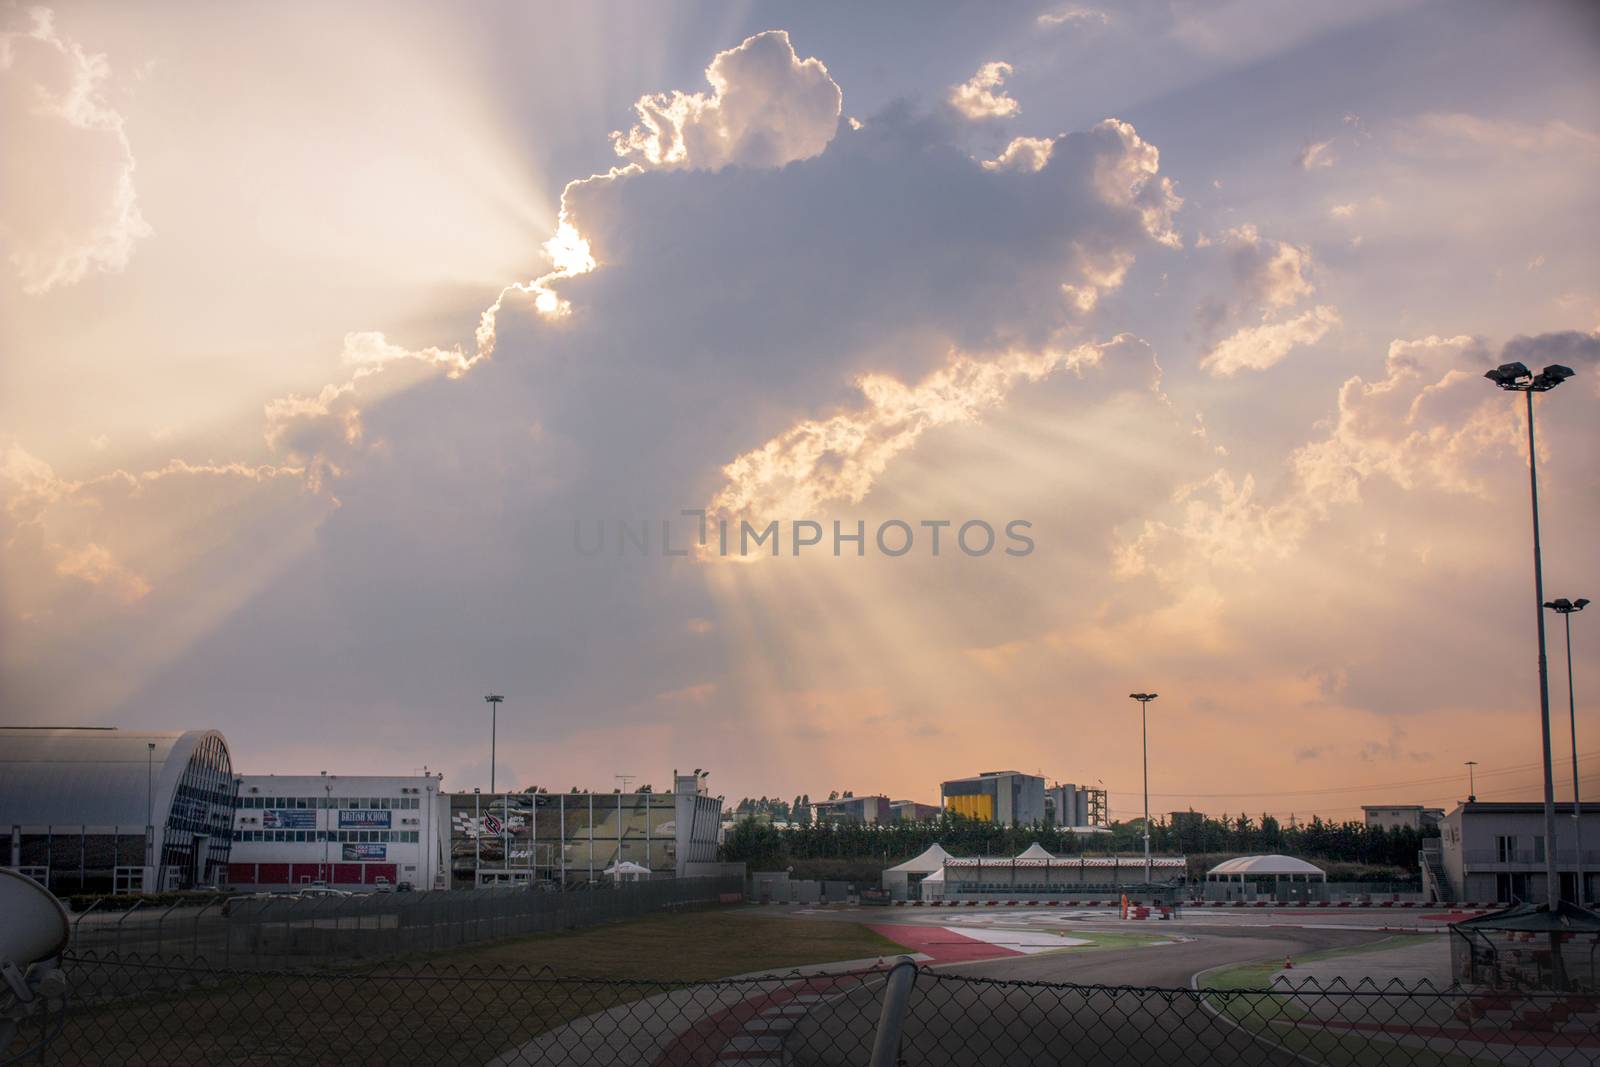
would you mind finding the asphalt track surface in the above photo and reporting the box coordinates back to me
[778,909,1411,1066]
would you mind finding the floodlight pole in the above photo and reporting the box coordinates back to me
[1130,694,1158,884]
[1546,598,1588,904]
[1486,361,1573,917]
[1523,386,1560,910]
[485,694,504,794]
[146,741,156,879]
[1465,761,1478,802]
[322,773,332,881]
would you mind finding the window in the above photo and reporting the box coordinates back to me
[1534,836,1546,863]
[1496,835,1515,863]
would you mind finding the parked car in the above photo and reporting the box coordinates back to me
[373,876,393,893]
[395,881,413,893]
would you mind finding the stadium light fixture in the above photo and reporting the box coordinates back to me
[1484,359,1574,926]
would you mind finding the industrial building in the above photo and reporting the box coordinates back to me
[1431,801,1596,905]
[448,771,724,888]
[1046,783,1109,828]
[226,773,447,891]
[812,795,891,825]
[1362,804,1444,833]
[0,727,237,894]
[890,800,941,822]
[941,770,1045,825]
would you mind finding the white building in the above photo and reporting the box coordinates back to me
[1362,805,1444,833]
[1434,801,1597,905]
[228,772,447,892]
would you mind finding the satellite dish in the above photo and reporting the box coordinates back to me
[0,869,70,1054]
[0,869,69,967]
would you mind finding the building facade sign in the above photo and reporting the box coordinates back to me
[262,809,316,829]
[338,809,392,829]
[342,843,387,860]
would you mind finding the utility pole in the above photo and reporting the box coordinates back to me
[146,741,156,889]
[484,694,504,794]
[1129,694,1159,884]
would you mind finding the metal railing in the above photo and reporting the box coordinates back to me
[7,952,1599,1066]
[1462,847,1600,867]
[65,877,742,969]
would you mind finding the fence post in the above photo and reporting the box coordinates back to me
[869,956,919,1067]
[155,899,184,956]
[115,900,143,956]
[72,896,103,952]
[191,896,221,960]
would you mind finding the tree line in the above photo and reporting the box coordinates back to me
[720,810,1434,873]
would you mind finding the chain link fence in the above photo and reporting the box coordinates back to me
[65,878,743,969]
[6,951,1599,1066]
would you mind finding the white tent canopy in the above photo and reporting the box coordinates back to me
[603,860,652,881]
[883,844,954,900]
[1206,855,1326,881]
[1016,842,1056,861]
[885,843,954,874]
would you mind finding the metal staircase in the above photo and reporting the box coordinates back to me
[1420,845,1452,903]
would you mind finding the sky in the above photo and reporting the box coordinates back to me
[3,0,1598,823]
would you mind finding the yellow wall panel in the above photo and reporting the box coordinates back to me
[944,794,993,821]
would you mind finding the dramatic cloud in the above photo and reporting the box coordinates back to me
[1500,329,1600,371]
[709,337,1156,523]
[949,61,1021,119]
[1121,333,1536,584]
[0,7,150,293]
[1219,224,1315,312]
[1037,6,1110,28]
[7,8,1597,809]
[1296,139,1335,170]
[610,30,841,170]
[982,136,1054,173]
[1,441,309,614]
[1200,305,1339,376]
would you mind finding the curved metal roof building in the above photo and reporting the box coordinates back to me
[0,727,236,893]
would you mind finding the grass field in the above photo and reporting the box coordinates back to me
[40,909,911,1066]
[434,907,910,978]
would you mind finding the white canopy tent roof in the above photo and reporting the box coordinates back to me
[885,843,954,874]
[1016,843,1056,861]
[1206,855,1326,881]
[603,860,652,880]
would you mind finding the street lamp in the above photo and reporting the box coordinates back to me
[146,741,156,883]
[321,771,333,883]
[1129,693,1158,884]
[484,694,504,794]
[1546,597,1590,904]
[1465,761,1478,802]
[1485,359,1575,909]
